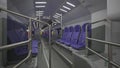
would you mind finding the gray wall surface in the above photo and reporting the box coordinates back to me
[0,18,7,68]
[90,25,105,53]
[0,0,7,67]
[0,0,7,19]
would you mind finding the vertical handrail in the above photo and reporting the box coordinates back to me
[106,19,113,68]
[108,44,113,68]
[28,19,32,52]
[49,25,52,68]
[85,27,89,57]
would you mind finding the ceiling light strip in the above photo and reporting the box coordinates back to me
[56,13,62,16]
[60,9,68,12]
[35,6,46,8]
[63,6,71,10]
[35,2,47,4]
[66,2,76,7]
[36,11,44,13]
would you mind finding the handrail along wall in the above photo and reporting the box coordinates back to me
[85,19,120,68]
[0,7,51,68]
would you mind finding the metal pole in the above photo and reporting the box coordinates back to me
[85,24,89,57]
[49,25,52,68]
[28,19,32,58]
[106,18,113,68]
[61,14,63,38]
[108,44,113,68]
[28,19,32,52]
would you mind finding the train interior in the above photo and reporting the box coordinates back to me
[0,0,120,68]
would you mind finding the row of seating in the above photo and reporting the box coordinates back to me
[7,18,38,57]
[57,23,92,50]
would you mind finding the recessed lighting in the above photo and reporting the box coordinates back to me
[39,11,44,12]
[35,2,47,4]
[56,13,62,16]
[36,12,44,14]
[53,16,57,18]
[63,6,71,10]
[35,6,45,8]
[53,15,60,18]
[60,9,68,12]
[66,2,76,7]
[36,11,44,16]
[36,14,43,16]
[36,11,44,13]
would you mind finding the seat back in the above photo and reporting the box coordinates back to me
[64,26,74,45]
[32,40,38,55]
[76,23,91,49]
[71,25,81,47]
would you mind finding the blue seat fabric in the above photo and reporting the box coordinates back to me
[70,25,81,48]
[57,27,68,43]
[72,23,91,49]
[63,26,74,46]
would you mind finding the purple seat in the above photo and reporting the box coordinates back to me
[57,27,68,43]
[63,26,74,46]
[32,40,38,48]
[32,40,38,55]
[72,23,91,49]
[70,25,81,47]
[32,48,38,55]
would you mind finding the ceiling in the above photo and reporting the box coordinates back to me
[7,0,107,26]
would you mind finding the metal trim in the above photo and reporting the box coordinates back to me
[86,37,120,47]
[0,39,31,50]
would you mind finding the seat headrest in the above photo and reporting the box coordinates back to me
[69,26,74,32]
[75,25,81,32]
[64,27,69,32]
[82,23,91,32]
